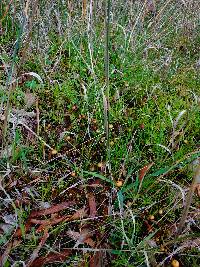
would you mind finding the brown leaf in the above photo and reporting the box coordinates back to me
[30,215,69,227]
[14,202,75,237]
[66,230,81,240]
[0,64,7,70]
[33,208,87,232]
[84,237,96,248]
[88,193,97,218]
[139,163,154,182]
[29,249,72,267]
[195,184,200,197]
[180,238,200,249]
[33,215,69,233]
[80,179,103,188]
[90,252,104,267]
[30,201,75,218]
[143,220,153,233]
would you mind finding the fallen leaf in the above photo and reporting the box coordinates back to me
[35,207,88,232]
[195,184,200,197]
[90,251,106,267]
[139,163,154,182]
[14,202,75,237]
[88,193,97,218]
[84,237,96,248]
[29,249,71,267]
[30,201,75,218]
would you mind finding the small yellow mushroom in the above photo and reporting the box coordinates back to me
[116,180,123,187]
[97,162,104,168]
[65,136,71,141]
[51,149,58,155]
[158,209,163,215]
[71,172,76,177]
[109,124,114,129]
[149,215,155,220]
[171,259,180,267]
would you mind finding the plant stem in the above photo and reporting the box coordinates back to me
[105,0,111,172]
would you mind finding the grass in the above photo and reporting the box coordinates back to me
[0,0,200,266]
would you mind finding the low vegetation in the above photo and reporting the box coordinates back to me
[0,1,200,266]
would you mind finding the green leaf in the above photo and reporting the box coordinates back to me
[149,167,170,177]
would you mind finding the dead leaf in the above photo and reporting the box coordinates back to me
[88,193,97,218]
[30,201,75,218]
[84,237,95,248]
[29,249,72,267]
[139,163,154,182]
[143,219,153,233]
[14,202,75,237]
[195,184,200,197]
[82,0,87,19]
[35,207,88,232]
[0,64,7,70]
[180,238,200,249]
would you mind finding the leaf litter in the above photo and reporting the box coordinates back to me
[0,176,112,266]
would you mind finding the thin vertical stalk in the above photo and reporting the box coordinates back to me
[104,0,111,172]
[105,0,111,88]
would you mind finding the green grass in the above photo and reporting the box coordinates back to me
[0,1,200,266]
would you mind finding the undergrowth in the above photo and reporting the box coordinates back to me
[0,1,200,266]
